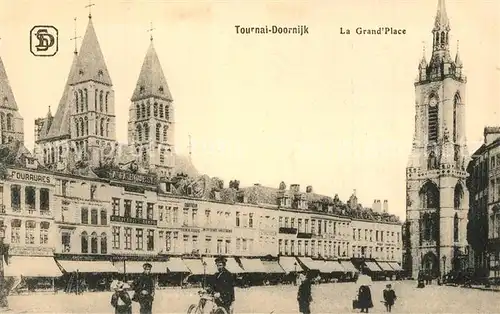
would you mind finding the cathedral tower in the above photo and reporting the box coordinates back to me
[0,53,24,144]
[406,0,469,279]
[35,15,116,169]
[128,36,175,178]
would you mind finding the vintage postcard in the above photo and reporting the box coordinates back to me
[0,0,498,313]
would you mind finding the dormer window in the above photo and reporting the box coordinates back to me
[98,70,103,77]
[140,86,145,94]
[159,86,164,93]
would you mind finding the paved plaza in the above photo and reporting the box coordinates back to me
[7,280,498,313]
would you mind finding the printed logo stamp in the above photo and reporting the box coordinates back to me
[30,25,58,57]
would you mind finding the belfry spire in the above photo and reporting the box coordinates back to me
[434,0,450,31]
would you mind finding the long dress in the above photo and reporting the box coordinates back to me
[358,285,373,309]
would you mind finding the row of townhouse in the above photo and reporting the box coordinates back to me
[0,166,403,278]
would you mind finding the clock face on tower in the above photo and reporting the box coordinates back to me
[429,97,438,107]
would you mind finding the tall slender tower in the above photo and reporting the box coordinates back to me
[406,0,469,279]
[0,50,24,144]
[128,35,175,177]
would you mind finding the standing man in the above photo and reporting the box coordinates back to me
[297,272,313,314]
[208,256,235,314]
[133,262,155,314]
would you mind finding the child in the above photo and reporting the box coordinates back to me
[383,284,397,313]
[111,281,132,314]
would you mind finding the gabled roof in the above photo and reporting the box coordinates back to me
[0,56,18,110]
[70,17,112,86]
[44,53,79,140]
[131,40,172,102]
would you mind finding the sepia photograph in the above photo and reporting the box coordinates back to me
[0,0,499,313]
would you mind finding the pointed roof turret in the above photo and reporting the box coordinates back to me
[131,40,173,102]
[40,106,54,137]
[70,17,112,86]
[419,45,427,69]
[433,0,450,31]
[44,53,79,139]
[0,55,19,110]
[455,40,463,67]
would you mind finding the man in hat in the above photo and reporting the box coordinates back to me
[208,256,235,314]
[133,262,155,314]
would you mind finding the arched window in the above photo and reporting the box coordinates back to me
[163,125,168,142]
[51,147,55,164]
[454,213,459,242]
[84,88,88,111]
[428,95,438,142]
[142,148,147,162]
[147,102,151,117]
[95,117,98,135]
[435,32,440,46]
[91,232,98,253]
[81,231,88,253]
[441,31,445,45]
[75,92,79,113]
[160,148,165,164]
[91,209,98,225]
[84,116,89,135]
[154,103,158,117]
[159,103,164,118]
[100,233,107,254]
[76,119,80,137]
[106,119,110,137]
[95,89,98,109]
[100,118,105,136]
[427,151,437,170]
[419,181,439,209]
[156,124,161,141]
[100,209,107,225]
[454,184,463,210]
[43,148,47,164]
[137,124,142,142]
[99,91,104,112]
[136,104,140,119]
[79,90,84,112]
[59,146,63,162]
[141,103,146,119]
[6,114,11,130]
[105,92,109,112]
[144,124,149,141]
[165,105,169,120]
[81,208,88,224]
[453,93,460,142]
[80,118,84,137]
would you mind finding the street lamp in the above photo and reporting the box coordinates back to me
[442,255,446,281]
[0,223,9,311]
[202,261,207,289]
[294,262,297,286]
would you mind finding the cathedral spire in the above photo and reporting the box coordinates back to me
[70,17,112,86]
[131,40,172,102]
[432,0,451,53]
[0,53,19,110]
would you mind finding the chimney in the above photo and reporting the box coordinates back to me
[254,183,261,186]
[383,200,388,213]
[290,184,300,193]
[372,199,378,212]
[306,185,313,193]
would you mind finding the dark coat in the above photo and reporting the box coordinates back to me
[111,290,132,314]
[383,288,397,306]
[209,268,235,307]
[358,285,373,309]
[297,278,312,304]
[133,273,155,304]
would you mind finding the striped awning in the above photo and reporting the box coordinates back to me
[364,261,383,272]
[377,262,395,272]
[340,260,358,273]
[388,262,403,271]
[183,259,206,275]
[297,257,319,271]
[5,256,62,277]
[279,256,302,273]
[262,260,285,273]
[57,260,118,273]
[240,258,267,273]
[166,257,190,273]
[202,257,245,274]
[324,260,346,273]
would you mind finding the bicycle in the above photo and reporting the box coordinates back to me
[186,289,229,314]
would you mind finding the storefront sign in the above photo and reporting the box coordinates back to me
[203,227,232,233]
[184,203,198,208]
[110,215,157,226]
[108,169,158,186]
[182,227,201,233]
[9,169,53,184]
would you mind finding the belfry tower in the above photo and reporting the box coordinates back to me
[406,0,469,279]
[128,34,175,178]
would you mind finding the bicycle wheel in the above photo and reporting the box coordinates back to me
[212,306,228,314]
[187,304,202,314]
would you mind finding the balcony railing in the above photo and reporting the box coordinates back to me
[297,232,313,239]
[279,227,298,235]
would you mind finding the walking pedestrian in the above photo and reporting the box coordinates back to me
[382,284,397,313]
[132,262,155,314]
[208,256,235,314]
[357,284,373,313]
[297,272,313,314]
[110,281,132,314]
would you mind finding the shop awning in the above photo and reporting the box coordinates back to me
[311,260,331,273]
[340,260,359,273]
[115,261,167,274]
[183,259,206,275]
[166,257,190,273]
[58,260,118,273]
[240,258,267,273]
[5,256,62,277]
[323,260,346,273]
[377,262,395,272]
[388,262,403,271]
[279,256,302,273]
[364,261,383,272]
[201,257,218,274]
[226,257,246,274]
[298,257,319,271]
[261,260,285,273]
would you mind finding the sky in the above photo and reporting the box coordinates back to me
[0,0,499,220]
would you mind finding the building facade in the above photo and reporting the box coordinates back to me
[405,0,469,279]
